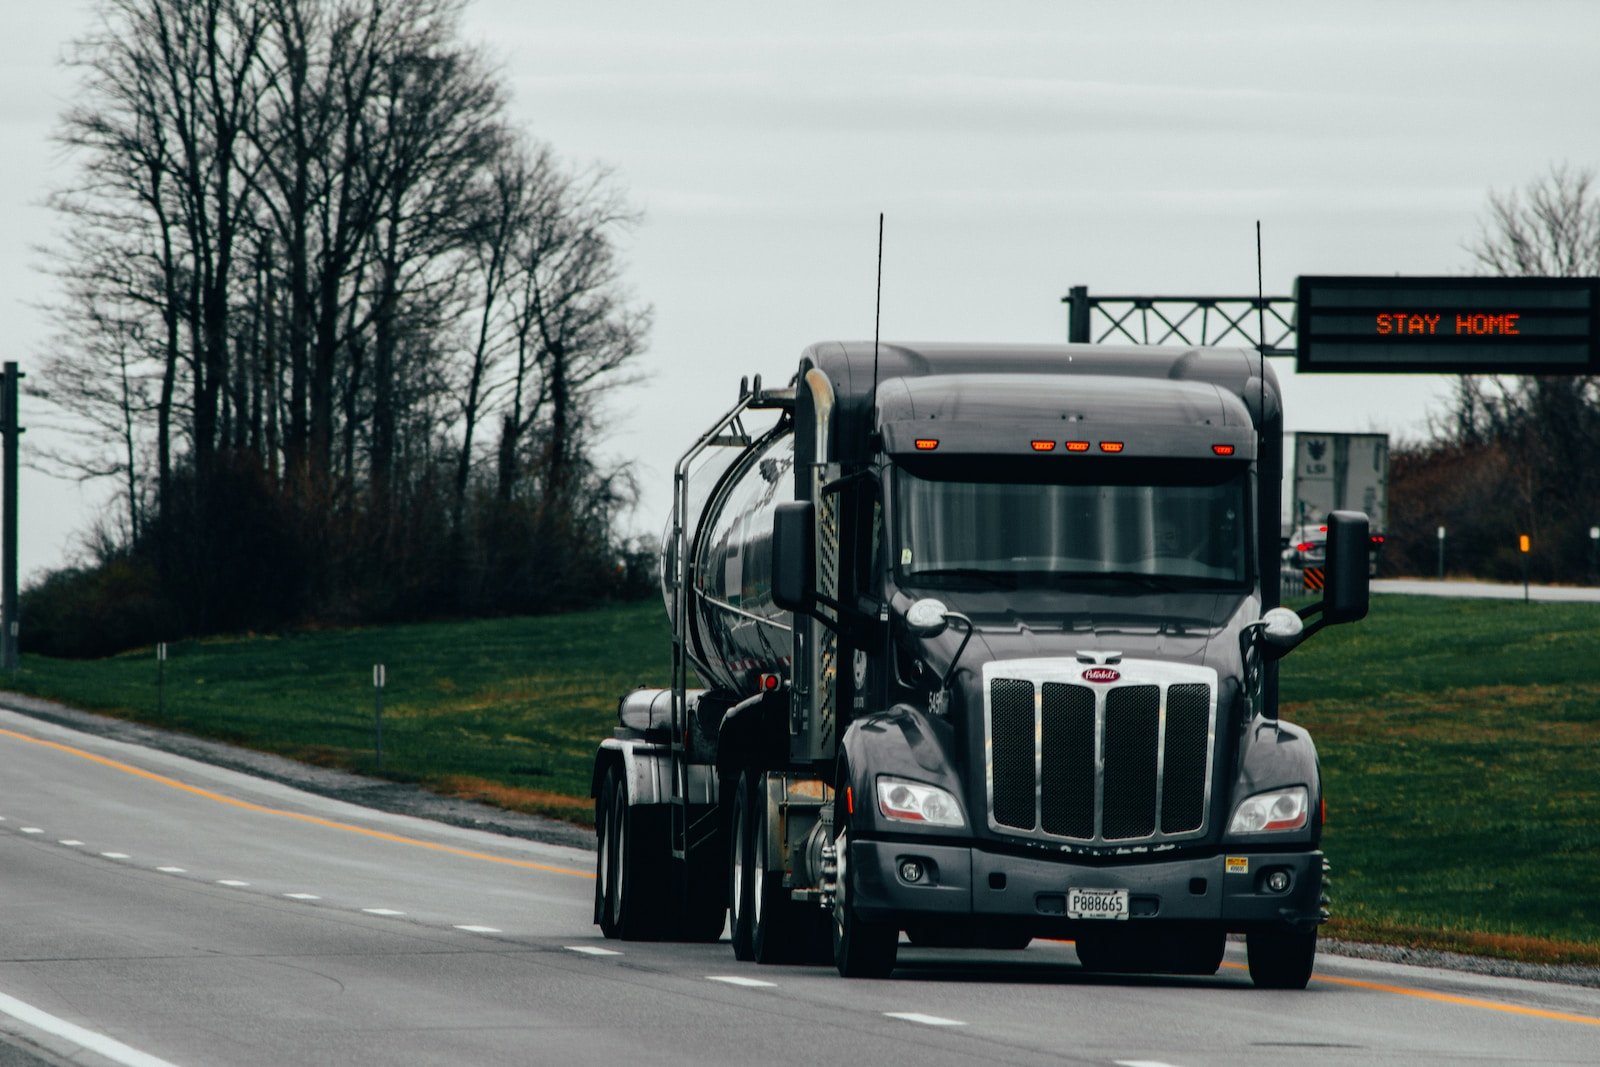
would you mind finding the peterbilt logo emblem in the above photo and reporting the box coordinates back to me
[1081,667,1120,683]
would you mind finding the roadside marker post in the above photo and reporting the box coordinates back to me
[1519,534,1530,603]
[1436,525,1445,580]
[1589,526,1598,584]
[156,643,167,715]
[373,664,386,769]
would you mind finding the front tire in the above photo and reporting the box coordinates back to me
[1247,925,1317,989]
[832,832,898,978]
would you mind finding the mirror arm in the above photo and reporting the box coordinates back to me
[939,612,976,689]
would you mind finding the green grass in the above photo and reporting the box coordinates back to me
[1280,595,1600,963]
[2,602,674,824]
[3,594,1597,963]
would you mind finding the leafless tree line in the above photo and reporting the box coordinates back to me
[34,0,650,646]
[1388,164,1600,582]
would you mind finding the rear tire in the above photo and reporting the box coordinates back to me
[832,832,898,978]
[597,767,671,941]
[595,769,622,939]
[1247,925,1317,989]
[728,771,757,961]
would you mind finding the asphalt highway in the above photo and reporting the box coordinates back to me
[0,708,1596,1066]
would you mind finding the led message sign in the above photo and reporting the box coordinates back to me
[1294,276,1599,373]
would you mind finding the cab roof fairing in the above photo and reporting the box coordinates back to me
[872,373,1258,461]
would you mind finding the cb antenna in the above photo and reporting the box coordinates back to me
[870,213,884,408]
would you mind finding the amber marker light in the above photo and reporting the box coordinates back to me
[1099,441,1124,453]
[1065,440,1090,452]
[914,438,939,451]
[1030,440,1055,452]
[1212,444,1236,456]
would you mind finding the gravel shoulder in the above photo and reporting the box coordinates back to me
[2,689,1596,989]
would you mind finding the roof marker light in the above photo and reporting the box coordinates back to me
[914,438,939,451]
[1212,444,1236,456]
[1030,440,1055,452]
[1099,441,1124,453]
[1065,440,1090,452]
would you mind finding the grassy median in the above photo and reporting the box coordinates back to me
[3,594,1596,964]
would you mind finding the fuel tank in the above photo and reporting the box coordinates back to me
[661,427,797,698]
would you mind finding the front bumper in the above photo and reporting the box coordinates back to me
[849,838,1324,931]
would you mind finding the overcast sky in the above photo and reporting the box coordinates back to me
[5,1,1598,582]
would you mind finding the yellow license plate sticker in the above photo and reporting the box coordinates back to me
[1226,856,1249,875]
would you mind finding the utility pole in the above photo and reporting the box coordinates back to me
[1,363,21,672]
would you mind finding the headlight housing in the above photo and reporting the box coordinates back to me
[1228,786,1309,834]
[876,777,965,828]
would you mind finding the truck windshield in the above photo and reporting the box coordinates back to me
[893,458,1252,591]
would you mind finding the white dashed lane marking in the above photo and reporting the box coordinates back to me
[363,908,405,916]
[216,880,250,887]
[156,866,185,873]
[284,893,321,901]
[20,828,42,835]
[564,946,621,957]
[59,840,83,846]
[1116,1061,1188,1067]
[454,925,501,934]
[707,976,775,988]
[101,852,130,859]
[884,1012,966,1027]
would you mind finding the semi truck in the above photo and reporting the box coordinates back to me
[591,341,1370,988]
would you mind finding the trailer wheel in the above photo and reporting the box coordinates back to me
[832,832,897,978]
[1247,925,1317,989]
[728,771,757,961]
[595,768,623,938]
[598,767,670,941]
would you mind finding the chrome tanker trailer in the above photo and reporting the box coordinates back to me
[591,340,1370,986]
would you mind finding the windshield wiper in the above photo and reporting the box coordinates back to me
[902,567,1018,589]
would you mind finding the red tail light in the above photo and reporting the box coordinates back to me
[1030,440,1055,452]
[1099,441,1124,453]
[914,438,939,451]
[1065,440,1090,452]
[1212,444,1235,456]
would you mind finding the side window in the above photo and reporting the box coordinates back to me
[854,483,884,605]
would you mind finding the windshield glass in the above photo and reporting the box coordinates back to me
[893,458,1252,591]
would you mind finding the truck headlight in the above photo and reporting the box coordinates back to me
[1228,786,1309,833]
[876,777,965,828]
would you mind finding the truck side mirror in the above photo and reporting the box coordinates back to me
[1322,510,1370,624]
[772,501,815,613]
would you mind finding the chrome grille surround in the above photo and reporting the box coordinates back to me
[982,658,1218,847]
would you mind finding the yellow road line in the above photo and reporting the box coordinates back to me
[0,726,594,881]
[1221,961,1600,1027]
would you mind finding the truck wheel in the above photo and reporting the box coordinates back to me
[595,768,623,938]
[1247,925,1317,989]
[600,767,669,941]
[832,832,897,978]
[728,771,757,961]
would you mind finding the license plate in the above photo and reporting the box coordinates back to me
[1067,887,1129,920]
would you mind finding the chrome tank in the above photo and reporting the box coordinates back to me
[660,429,797,698]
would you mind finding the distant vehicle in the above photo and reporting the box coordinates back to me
[1284,522,1384,577]
[592,341,1371,989]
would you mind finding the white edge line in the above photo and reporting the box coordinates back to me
[0,989,182,1067]
[564,946,622,956]
[884,1012,966,1027]
[706,976,776,988]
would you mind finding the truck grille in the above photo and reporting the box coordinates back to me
[984,661,1216,845]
